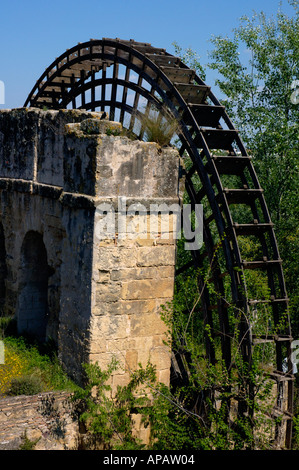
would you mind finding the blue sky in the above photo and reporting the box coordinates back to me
[0,0,296,109]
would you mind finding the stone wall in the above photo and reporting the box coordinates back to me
[0,108,182,389]
[0,392,78,450]
[86,125,180,392]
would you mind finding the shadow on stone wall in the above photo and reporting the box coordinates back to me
[0,392,79,450]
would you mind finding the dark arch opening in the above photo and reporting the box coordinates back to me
[0,222,7,314]
[17,231,49,342]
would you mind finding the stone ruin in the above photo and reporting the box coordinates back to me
[0,107,182,391]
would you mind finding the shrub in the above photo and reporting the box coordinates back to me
[139,107,180,146]
[19,430,40,450]
[72,359,148,450]
[0,347,24,394]
[1,337,78,395]
[7,375,44,396]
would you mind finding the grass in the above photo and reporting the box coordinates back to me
[121,105,180,147]
[0,335,79,396]
[141,111,180,146]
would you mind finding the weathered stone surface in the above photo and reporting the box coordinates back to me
[121,278,174,300]
[0,107,181,408]
[110,265,175,281]
[0,392,78,450]
[95,246,138,270]
[79,118,122,135]
[137,245,176,266]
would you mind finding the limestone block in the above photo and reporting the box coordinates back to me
[0,109,39,180]
[95,136,180,199]
[92,314,130,340]
[80,118,122,135]
[128,337,153,365]
[95,282,122,303]
[110,265,174,281]
[125,350,139,372]
[106,337,136,353]
[111,373,132,395]
[117,299,157,315]
[96,246,137,270]
[88,338,108,354]
[149,345,171,371]
[121,278,174,300]
[130,310,169,337]
[136,245,176,267]
[131,413,151,445]
[96,269,111,283]
[64,133,99,195]
[89,351,126,374]
[158,368,171,386]
[92,301,122,316]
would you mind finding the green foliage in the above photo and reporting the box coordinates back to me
[292,398,299,450]
[172,41,206,81]
[138,107,180,146]
[0,316,16,338]
[71,344,275,449]
[72,359,153,450]
[170,6,299,447]
[2,336,78,395]
[19,431,40,450]
[208,4,299,140]
[7,375,44,396]
[208,1,299,335]
[105,127,121,137]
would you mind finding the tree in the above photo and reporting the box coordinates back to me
[172,41,206,81]
[169,2,299,449]
[207,1,299,334]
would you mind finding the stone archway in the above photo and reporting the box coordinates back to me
[17,231,49,342]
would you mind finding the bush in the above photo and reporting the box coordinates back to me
[0,346,24,394]
[138,106,180,146]
[7,375,44,396]
[1,336,78,395]
[72,359,149,450]
[19,431,40,450]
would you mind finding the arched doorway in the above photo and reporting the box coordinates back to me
[17,231,49,342]
[0,222,7,314]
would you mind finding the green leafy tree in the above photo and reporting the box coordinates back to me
[71,359,151,450]
[172,41,206,80]
[207,1,299,333]
[169,1,298,449]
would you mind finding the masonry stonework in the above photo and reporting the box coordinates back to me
[0,108,181,390]
[0,392,78,450]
